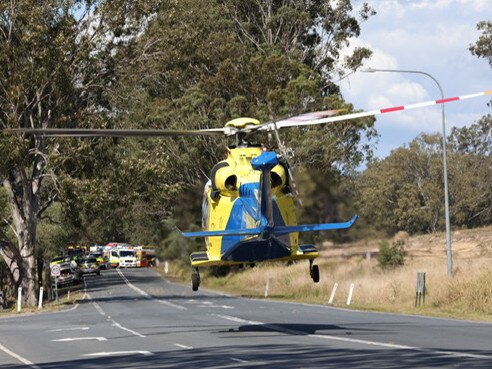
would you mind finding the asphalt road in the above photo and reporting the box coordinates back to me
[1,267,491,368]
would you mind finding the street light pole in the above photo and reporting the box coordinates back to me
[362,67,453,278]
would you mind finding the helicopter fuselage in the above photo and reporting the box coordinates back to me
[188,145,318,267]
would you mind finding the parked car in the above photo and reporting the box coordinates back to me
[56,263,81,287]
[78,257,101,276]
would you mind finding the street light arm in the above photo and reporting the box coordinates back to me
[362,68,444,98]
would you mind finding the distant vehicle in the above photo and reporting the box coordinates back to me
[109,248,137,268]
[89,252,108,269]
[136,250,148,267]
[56,263,81,287]
[78,257,101,276]
[50,256,68,266]
[146,254,156,267]
[118,249,137,268]
[64,246,86,263]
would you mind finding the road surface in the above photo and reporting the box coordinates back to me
[1,267,491,368]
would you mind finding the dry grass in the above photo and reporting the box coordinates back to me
[199,257,492,321]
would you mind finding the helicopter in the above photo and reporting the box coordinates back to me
[3,89,490,291]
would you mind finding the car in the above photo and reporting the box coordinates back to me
[56,263,81,287]
[78,257,101,276]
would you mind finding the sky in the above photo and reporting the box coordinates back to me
[338,0,491,159]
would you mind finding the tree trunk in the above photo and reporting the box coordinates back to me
[3,173,39,307]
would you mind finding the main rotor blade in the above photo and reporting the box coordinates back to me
[259,90,492,130]
[1,127,229,137]
[264,109,345,128]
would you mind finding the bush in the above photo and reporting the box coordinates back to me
[378,240,406,269]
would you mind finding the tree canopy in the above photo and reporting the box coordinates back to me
[0,0,377,305]
[356,120,492,235]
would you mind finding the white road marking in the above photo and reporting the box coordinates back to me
[230,357,249,363]
[91,300,106,316]
[86,292,146,338]
[48,327,89,332]
[110,319,146,338]
[50,337,107,342]
[214,314,262,325]
[198,304,235,309]
[0,343,42,369]
[117,269,187,310]
[174,343,193,350]
[212,314,492,360]
[82,351,154,357]
[189,299,234,309]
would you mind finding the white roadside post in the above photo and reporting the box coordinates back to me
[17,287,22,312]
[38,287,44,309]
[347,283,355,305]
[328,282,339,305]
[264,279,269,298]
[164,261,169,274]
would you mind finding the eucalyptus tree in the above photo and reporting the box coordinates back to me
[112,0,377,239]
[470,21,492,68]
[0,0,149,305]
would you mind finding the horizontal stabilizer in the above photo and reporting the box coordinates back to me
[272,214,358,236]
[180,214,357,238]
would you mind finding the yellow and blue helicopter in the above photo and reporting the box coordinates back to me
[5,89,489,290]
[177,114,358,291]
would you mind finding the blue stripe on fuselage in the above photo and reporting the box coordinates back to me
[221,184,289,255]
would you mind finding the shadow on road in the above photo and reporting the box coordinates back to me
[0,344,490,369]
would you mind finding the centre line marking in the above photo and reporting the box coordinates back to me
[117,269,187,310]
[82,351,154,357]
[91,300,106,316]
[174,343,193,350]
[50,337,107,342]
[48,327,89,332]
[231,357,249,363]
[110,319,146,338]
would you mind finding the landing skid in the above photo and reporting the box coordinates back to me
[309,260,320,283]
[191,267,201,291]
